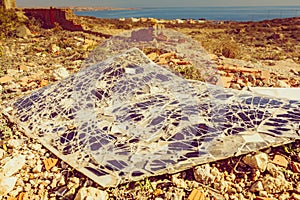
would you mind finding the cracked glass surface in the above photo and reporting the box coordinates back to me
[5,28,300,187]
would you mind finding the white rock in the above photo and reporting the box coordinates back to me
[15,25,32,38]
[32,164,43,173]
[277,80,290,88]
[30,143,43,152]
[193,164,215,185]
[7,139,24,149]
[74,187,108,200]
[2,155,26,176]
[250,181,264,192]
[243,152,268,172]
[0,175,17,195]
[51,44,60,53]
[67,177,80,189]
[266,163,284,178]
[53,67,69,80]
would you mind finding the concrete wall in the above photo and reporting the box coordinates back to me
[23,8,83,31]
[0,0,17,9]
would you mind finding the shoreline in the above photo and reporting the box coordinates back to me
[0,8,300,199]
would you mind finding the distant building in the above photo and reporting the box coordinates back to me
[0,0,17,9]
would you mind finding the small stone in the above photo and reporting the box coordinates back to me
[7,139,23,149]
[266,163,282,178]
[0,76,14,84]
[32,164,43,173]
[43,158,58,171]
[0,176,18,195]
[50,179,57,189]
[2,155,26,176]
[292,193,300,200]
[51,166,59,173]
[51,44,60,53]
[250,181,264,192]
[53,67,69,80]
[74,187,108,200]
[19,65,29,71]
[279,192,290,200]
[58,176,66,186]
[30,143,42,152]
[236,184,243,193]
[258,191,268,197]
[147,52,159,61]
[291,161,300,173]
[276,80,290,88]
[172,174,187,189]
[272,155,289,168]
[213,180,229,193]
[40,79,49,87]
[67,177,80,189]
[193,164,215,185]
[187,189,205,200]
[243,152,268,172]
[231,83,242,90]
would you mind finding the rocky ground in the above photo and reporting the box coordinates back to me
[0,16,300,200]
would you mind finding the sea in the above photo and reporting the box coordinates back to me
[74,6,300,22]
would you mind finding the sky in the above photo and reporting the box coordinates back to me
[16,0,300,8]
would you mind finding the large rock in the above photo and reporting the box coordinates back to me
[0,175,17,195]
[2,154,26,176]
[193,164,215,185]
[74,187,108,200]
[15,25,32,38]
[243,152,268,172]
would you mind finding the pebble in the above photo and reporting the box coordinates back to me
[67,177,80,189]
[32,164,43,173]
[266,163,281,177]
[2,154,26,176]
[292,193,300,200]
[51,44,60,53]
[279,192,290,200]
[74,187,109,200]
[250,181,264,192]
[193,164,215,185]
[53,67,69,80]
[7,139,24,149]
[243,152,268,172]
[276,80,290,88]
[172,174,187,189]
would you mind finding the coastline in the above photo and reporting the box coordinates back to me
[73,6,300,22]
[69,6,139,12]
[0,7,300,199]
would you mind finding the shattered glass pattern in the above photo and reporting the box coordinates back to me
[4,29,300,187]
